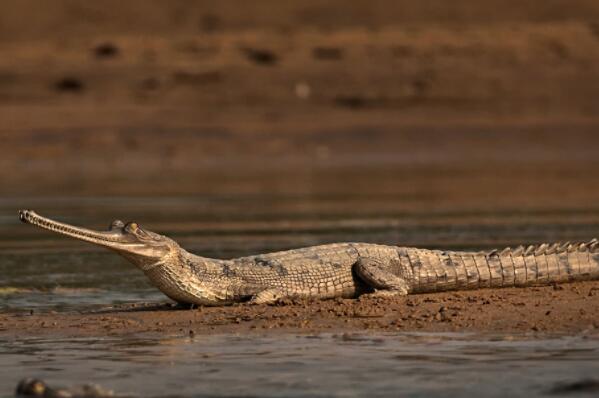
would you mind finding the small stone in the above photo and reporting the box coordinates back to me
[16,379,47,396]
[295,82,311,99]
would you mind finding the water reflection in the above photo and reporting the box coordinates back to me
[1,333,598,397]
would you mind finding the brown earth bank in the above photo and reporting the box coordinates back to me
[2,2,599,196]
[2,280,599,339]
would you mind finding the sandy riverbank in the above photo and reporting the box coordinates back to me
[2,280,599,339]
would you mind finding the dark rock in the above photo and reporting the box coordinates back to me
[549,379,599,395]
[93,42,119,58]
[16,378,46,397]
[54,77,84,93]
[243,48,278,65]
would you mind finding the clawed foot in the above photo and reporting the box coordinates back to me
[366,289,408,298]
[249,288,285,305]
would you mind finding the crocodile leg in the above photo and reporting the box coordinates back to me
[354,257,410,297]
[249,288,286,304]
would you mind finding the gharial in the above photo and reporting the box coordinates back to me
[18,210,599,306]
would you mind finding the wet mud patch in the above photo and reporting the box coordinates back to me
[53,77,84,93]
[92,42,120,59]
[242,47,278,66]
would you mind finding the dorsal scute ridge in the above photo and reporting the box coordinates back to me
[524,245,535,256]
[559,242,571,252]
[546,243,560,255]
[485,239,599,257]
[512,245,525,256]
[534,243,548,256]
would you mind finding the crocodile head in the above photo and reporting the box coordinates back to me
[18,210,179,268]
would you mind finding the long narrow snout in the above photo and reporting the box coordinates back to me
[18,210,133,249]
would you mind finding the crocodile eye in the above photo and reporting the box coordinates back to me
[110,220,125,230]
[125,222,139,232]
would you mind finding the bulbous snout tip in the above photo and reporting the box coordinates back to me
[19,209,33,223]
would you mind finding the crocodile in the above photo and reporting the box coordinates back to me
[18,209,599,306]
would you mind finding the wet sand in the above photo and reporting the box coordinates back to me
[2,280,599,339]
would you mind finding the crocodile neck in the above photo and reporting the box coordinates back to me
[141,249,236,305]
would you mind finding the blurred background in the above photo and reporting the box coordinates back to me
[2,0,599,254]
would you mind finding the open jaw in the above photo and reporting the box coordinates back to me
[18,209,138,249]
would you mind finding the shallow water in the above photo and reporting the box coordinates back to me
[2,333,599,398]
[2,196,599,397]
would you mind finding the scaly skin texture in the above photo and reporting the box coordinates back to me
[18,210,599,306]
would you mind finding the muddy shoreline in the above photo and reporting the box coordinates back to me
[2,280,599,339]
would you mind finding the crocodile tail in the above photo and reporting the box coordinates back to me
[487,239,599,287]
[406,239,599,293]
